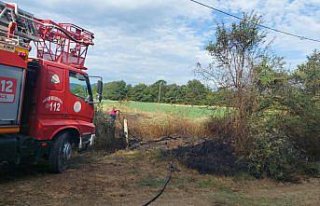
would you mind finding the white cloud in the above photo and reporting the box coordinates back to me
[10,0,320,84]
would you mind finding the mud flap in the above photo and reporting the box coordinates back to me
[78,134,95,153]
[0,135,18,163]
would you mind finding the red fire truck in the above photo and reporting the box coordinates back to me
[0,2,103,172]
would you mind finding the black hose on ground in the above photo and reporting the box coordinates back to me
[142,162,175,206]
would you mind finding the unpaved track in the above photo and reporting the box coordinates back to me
[1,138,320,206]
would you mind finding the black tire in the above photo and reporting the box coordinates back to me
[49,132,72,173]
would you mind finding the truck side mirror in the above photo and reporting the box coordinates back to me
[97,80,103,102]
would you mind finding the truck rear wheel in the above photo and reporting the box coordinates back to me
[49,132,72,173]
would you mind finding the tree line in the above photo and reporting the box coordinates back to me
[100,79,217,105]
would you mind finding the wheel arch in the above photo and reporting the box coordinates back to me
[51,127,81,145]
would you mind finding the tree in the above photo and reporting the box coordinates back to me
[163,84,178,103]
[283,51,320,159]
[201,14,267,88]
[128,83,148,101]
[104,80,128,100]
[198,13,273,151]
[184,79,209,105]
[293,50,320,96]
[249,51,320,160]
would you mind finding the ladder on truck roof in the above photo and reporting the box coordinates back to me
[0,1,94,69]
[0,2,38,45]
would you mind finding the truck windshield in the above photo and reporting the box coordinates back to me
[69,71,92,101]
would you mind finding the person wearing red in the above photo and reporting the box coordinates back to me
[109,107,120,122]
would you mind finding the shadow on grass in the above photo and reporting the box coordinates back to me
[0,150,99,184]
[0,162,52,184]
[168,138,246,176]
[0,138,127,184]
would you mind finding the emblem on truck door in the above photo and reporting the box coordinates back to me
[73,101,81,113]
[50,74,61,84]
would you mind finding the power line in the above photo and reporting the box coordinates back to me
[189,0,320,43]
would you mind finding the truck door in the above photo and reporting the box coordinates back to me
[67,71,94,123]
[41,65,66,116]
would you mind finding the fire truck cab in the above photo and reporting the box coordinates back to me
[0,2,103,172]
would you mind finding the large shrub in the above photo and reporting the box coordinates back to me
[244,114,302,181]
[247,133,301,181]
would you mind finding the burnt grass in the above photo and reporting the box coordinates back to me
[169,138,246,176]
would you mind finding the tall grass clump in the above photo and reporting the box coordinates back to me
[93,105,116,150]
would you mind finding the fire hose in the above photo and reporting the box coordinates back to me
[113,112,177,205]
[142,162,175,206]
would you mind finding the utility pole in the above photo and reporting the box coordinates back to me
[158,81,162,103]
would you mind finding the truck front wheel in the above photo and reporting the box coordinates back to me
[49,132,72,173]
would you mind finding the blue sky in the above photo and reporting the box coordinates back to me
[11,0,320,85]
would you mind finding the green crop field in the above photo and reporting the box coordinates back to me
[102,100,226,119]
